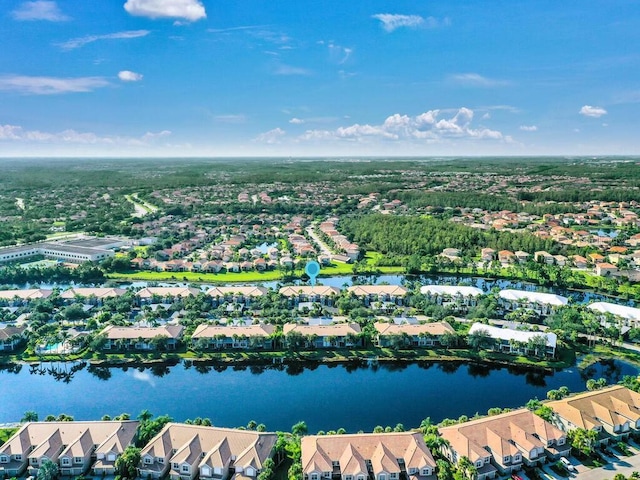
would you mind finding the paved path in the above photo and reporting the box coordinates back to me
[574,452,640,480]
[306,226,333,257]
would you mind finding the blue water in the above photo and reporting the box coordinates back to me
[0,359,636,433]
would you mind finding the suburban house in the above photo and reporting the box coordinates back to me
[497,290,568,316]
[346,285,409,307]
[595,262,618,277]
[439,409,569,479]
[206,286,268,306]
[0,289,53,305]
[59,288,127,305]
[279,286,342,307]
[100,325,184,350]
[136,287,201,304]
[481,248,496,262]
[588,302,640,328]
[283,323,362,348]
[138,424,277,480]
[191,324,276,350]
[0,421,138,478]
[373,321,455,348]
[301,432,437,480]
[468,323,557,357]
[419,285,483,310]
[0,324,27,351]
[547,386,640,443]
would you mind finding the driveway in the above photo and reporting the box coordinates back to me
[574,450,640,480]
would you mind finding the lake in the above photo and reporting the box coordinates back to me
[0,359,636,432]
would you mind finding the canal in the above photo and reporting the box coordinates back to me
[0,359,636,432]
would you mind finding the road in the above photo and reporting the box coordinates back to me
[306,226,333,257]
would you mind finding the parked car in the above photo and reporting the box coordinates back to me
[560,457,576,472]
[511,474,523,480]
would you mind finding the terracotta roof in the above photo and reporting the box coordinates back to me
[373,321,455,337]
[279,286,341,297]
[283,323,361,337]
[206,286,268,297]
[0,289,53,300]
[192,324,275,339]
[101,325,184,340]
[60,288,126,299]
[302,433,435,476]
[347,285,409,297]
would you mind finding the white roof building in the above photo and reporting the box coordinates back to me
[498,289,568,306]
[588,302,640,326]
[420,285,483,296]
[469,322,557,354]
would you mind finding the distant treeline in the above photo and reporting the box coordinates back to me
[340,214,562,258]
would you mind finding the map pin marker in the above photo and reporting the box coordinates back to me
[305,260,320,286]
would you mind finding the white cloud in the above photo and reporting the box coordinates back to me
[214,114,246,123]
[519,125,538,132]
[372,14,449,32]
[273,64,311,76]
[0,123,171,146]
[118,70,144,82]
[253,128,286,144]
[328,43,353,64]
[296,107,505,145]
[124,0,206,22]
[482,113,491,120]
[11,1,69,21]
[450,73,511,87]
[289,118,305,124]
[372,14,424,32]
[57,30,150,50]
[580,105,608,117]
[0,75,109,95]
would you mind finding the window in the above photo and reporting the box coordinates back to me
[173,463,179,469]
[390,473,398,480]
[332,461,340,467]
[408,468,417,475]
[158,458,164,464]
[144,457,153,464]
[15,455,22,461]
[311,474,319,480]
[358,475,365,480]
[324,473,331,478]
[503,456,510,463]
[62,458,71,466]
[74,457,83,464]
[345,475,353,480]
[475,461,483,468]
[379,474,386,480]
[182,465,190,473]
[0,456,8,464]
[420,469,430,476]
[31,458,38,465]
[558,438,565,446]
[513,455,520,462]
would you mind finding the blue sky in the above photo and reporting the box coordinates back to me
[1,0,639,157]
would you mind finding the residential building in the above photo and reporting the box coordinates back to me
[0,324,27,351]
[439,409,569,479]
[548,386,640,443]
[595,262,618,277]
[283,323,361,348]
[468,323,557,357]
[0,421,138,478]
[301,432,437,480]
[419,286,483,310]
[191,324,275,350]
[498,290,568,316]
[588,302,640,328]
[279,286,341,307]
[101,325,184,350]
[60,288,127,305]
[373,321,455,347]
[347,286,409,306]
[138,424,277,480]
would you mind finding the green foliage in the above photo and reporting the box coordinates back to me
[567,428,598,456]
[136,412,172,447]
[39,459,60,480]
[115,446,141,479]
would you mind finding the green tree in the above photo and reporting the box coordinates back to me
[567,428,598,456]
[291,421,308,437]
[39,459,60,480]
[115,446,141,479]
[21,410,38,422]
[467,329,494,351]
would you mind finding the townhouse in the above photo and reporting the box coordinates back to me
[206,287,268,307]
[0,289,53,306]
[439,409,569,480]
[0,421,138,478]
[468,323,557,357]
[588,302,640,328]
[497,290,568,316]
[283,323,362,348]
[191,324,276,350]
[59,288,127,305]
[301,432,437,480]
[101,325,184,350]
[279,286,342,307]
[346,286,409,308]
[419,285,483,310]
[137,287,202,304]
[373,321,455,348]
[0,324,27,351]
[138,424,277,480]
[547,386,640,443]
